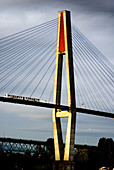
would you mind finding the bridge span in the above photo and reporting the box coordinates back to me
[0,137,97,154]
[0,96,114,118]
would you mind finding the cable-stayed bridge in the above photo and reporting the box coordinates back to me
[0,10,113,169]
[0,18,113,116]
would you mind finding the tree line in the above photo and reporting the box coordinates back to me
[0,137,114,170]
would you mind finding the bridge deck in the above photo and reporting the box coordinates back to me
[0,97,114,118]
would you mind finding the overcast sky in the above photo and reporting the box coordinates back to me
[0,0,114,145]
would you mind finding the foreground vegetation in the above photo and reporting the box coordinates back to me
[0,137,114,170]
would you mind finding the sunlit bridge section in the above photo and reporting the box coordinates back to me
[0,17,113,114]
[0,95,113,118]
[0,9,113,170]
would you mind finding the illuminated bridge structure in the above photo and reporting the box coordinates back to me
[0,10,113,170]
[0,96,113,118]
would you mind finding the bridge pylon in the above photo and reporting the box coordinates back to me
[52,10,76,169]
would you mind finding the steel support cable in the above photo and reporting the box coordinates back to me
[0,26,56,66]
[0,41,52,73]
[73,41,112,111]
[20,50,56,95]
[48,73,55,103]
[0,40,56,90]
[74,64,90,109]
[0,42,56,93]
[0,39,56,78]
[74,54,105,111]
[0,21,57,50]
[48,82,54,103]
[85,37,114,69]
[73,60,82,107]
[73,35,113,95]
[17,45,55,95]
[72,24,113,69]
[73,50,90,108]
[30,57,56,97]
[0,54,36,83]
[0,21,57,57]
[0,23,56,60]
[0,18,58,42]
[0,39,55,67]
[73,39,112,111]
[73,53,84,108]
[73,35,113,100]
[40,67,55,99]
[75,43,113,100]
[75,73,88,108]
[0,22,57,55]
[73,43,113,104]
[73,34,113,85]
[75,81,83,107]
[0,33,56,67]
[73,53,98,110]
[72,26,113,76]
[73,39,106,110]
[73,33,113,85]
[75,55,111,112]
[0,31,56,57]
[0,32,56,74]
[0,28,56,68]
[0,34,56,78]
[9,42,56,94]
[0,24,56,55]
[72,27,113,79]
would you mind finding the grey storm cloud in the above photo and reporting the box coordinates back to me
[0,0,114,144]
[0,0,114,14]
[0,0,113,71]
[65,0,114,13]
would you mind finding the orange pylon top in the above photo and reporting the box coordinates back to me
[59,12,65,52]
